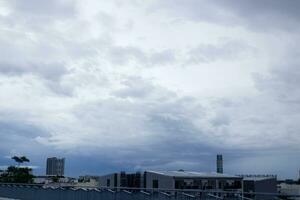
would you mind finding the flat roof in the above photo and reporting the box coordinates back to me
[243,176,276,181]
[147,170,241,179]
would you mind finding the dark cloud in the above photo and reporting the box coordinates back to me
[0,119,50,155]
[10,0,75,18]
[0,62,68,81]
[0,0,299,179]
[152,0,300,32]
[255,62,300,104]
[218,0,300,31]
[0,121,43,139]
[31,79,218,174]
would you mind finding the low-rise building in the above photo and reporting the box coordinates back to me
[98,170,242,190]
[98,172,142,188]
[76,175,101,188]
[144,170,242,190]
[33,175,76,185]
[278,183,300,200]
[242,176,277,200]
[33,176,52,184]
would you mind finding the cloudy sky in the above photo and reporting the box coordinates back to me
[0,0,300,179]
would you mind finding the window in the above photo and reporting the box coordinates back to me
[107,179,110,187]
[153,180,158,188]
[114,173,118,187]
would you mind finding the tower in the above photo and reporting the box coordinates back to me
[217,154,223,174]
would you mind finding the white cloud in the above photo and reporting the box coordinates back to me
[0,0,299,178]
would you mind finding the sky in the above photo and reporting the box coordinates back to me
[0,0,300,179]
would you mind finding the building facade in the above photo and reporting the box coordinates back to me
[98,170,242,191]
[242,176,277,200]
[98,172,143,188]
[279,183,300,200]
[144,170,242,190]
[46,157,65,176]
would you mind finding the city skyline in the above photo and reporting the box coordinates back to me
[0,0,300,179]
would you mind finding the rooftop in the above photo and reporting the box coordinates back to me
[147,170,241,179]
[243,176,276,181]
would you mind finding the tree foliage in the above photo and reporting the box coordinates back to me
[11,156,30,165]
[11,156,22,164]
[0,155,34,183]
[0,166,34,183]
[20,156,30,163]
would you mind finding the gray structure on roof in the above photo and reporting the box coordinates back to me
[243,176,276,181]
[146,170,238,179]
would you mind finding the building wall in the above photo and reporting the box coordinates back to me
[255,179,277,200]
[279,183,300,200]
[144,171,174,189]
[254,178,277,193]
[98,172,143,188]
[74,179,99,187]
[98,173,118,188]
[243,178,277,200]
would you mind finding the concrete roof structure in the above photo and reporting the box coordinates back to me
[147,170,242,179]
[243,176,276,181]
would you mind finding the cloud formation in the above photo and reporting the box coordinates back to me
[0,0,299,178]
[153,0,300,32]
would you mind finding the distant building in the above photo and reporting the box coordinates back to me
[217,154,223,174]
[78,175,100,183]
[46,157,65,176]
[243,176,277,200]
[98,171,142,188]
[33,175,76,185]
[98,170,242,190]
[242,176,277,200]
[76,175,100,188]
[33,175,51,184]
[279,183,300,200]
[144,170,242,190]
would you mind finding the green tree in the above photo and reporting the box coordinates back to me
[0,156,34,183]
[20,156,30,163]
[11,156,30,166]
[11,156,23,166]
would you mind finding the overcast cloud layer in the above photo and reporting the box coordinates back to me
[0,0,300,178]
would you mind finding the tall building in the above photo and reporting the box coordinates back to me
[46,157,65,176]
[217,154,223,174]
